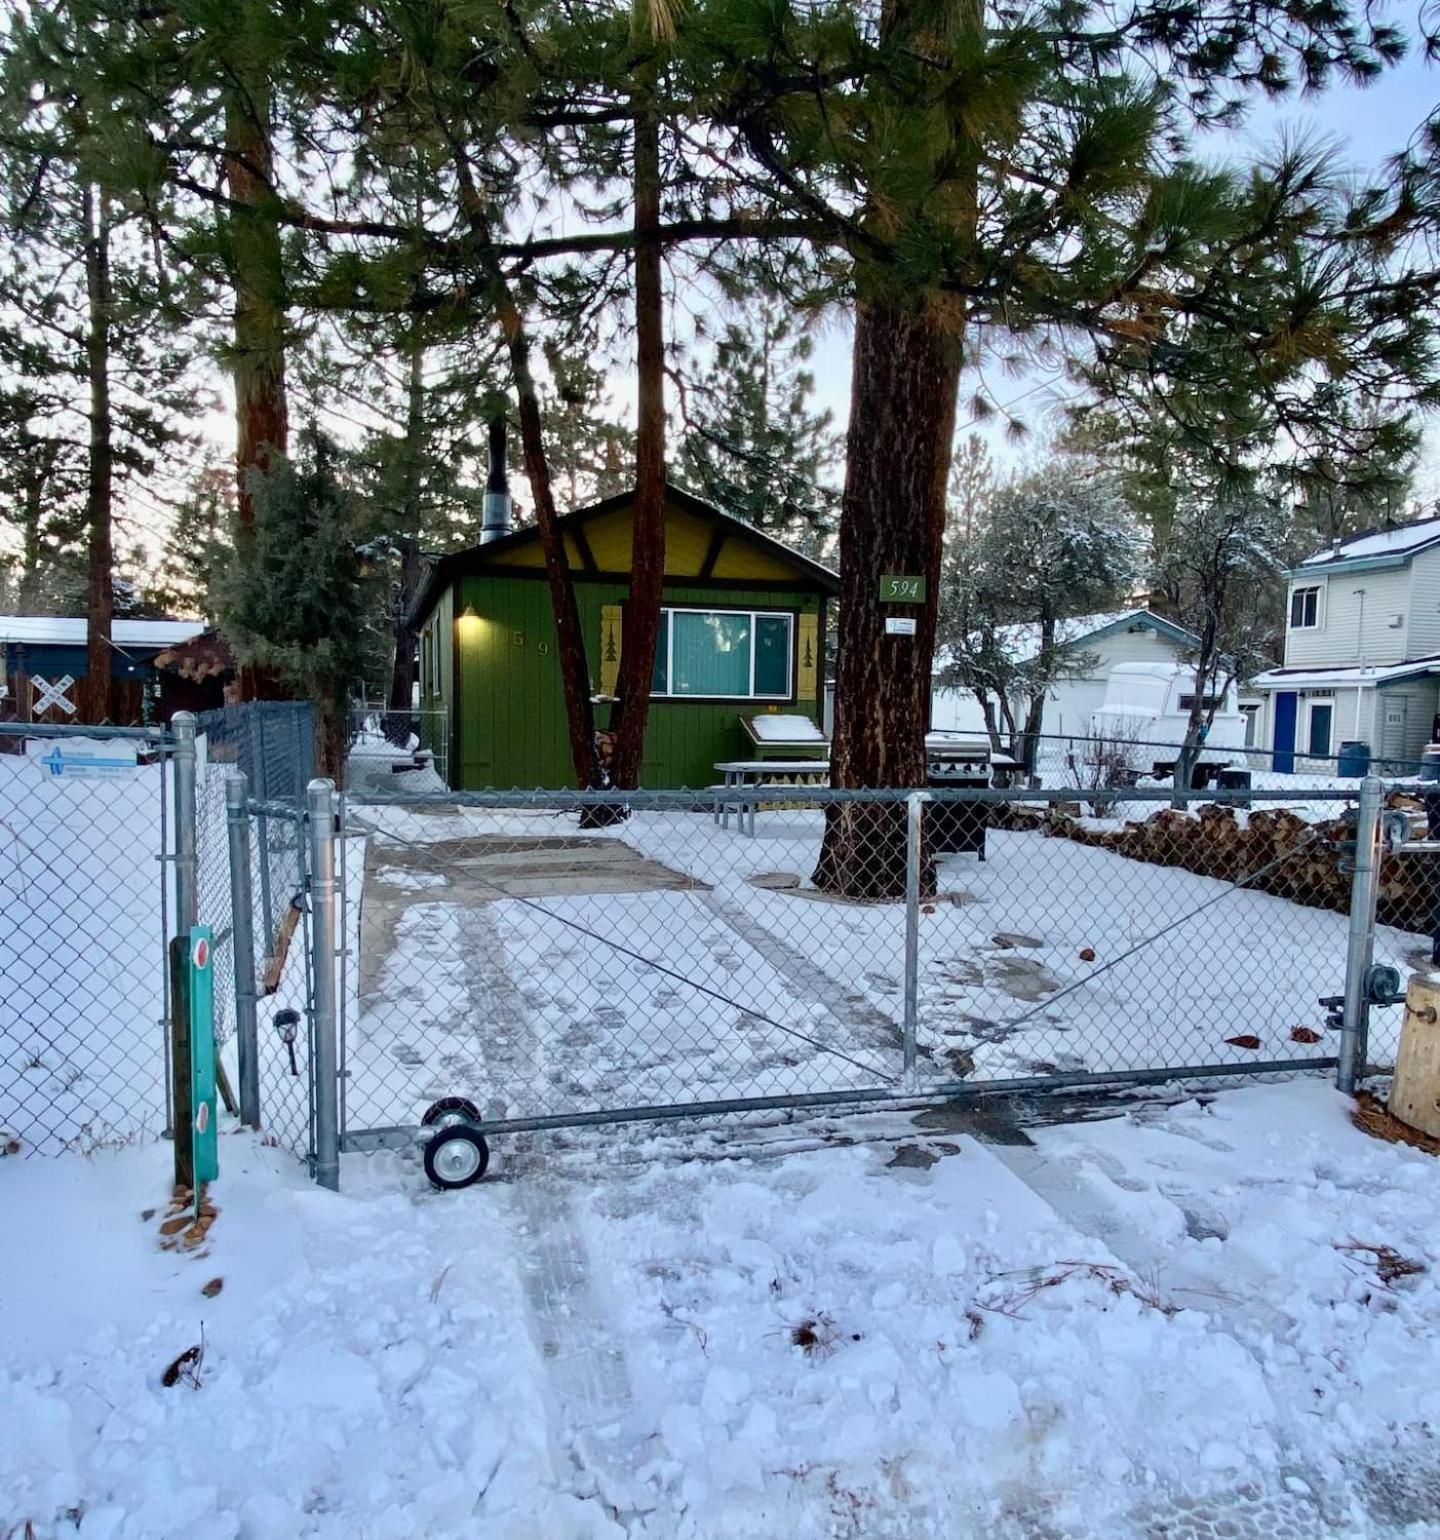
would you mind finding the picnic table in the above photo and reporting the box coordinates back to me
[712,759,830,836]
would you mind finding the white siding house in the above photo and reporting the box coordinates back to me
[1249,517,1440,770]
[930,609,1199,738]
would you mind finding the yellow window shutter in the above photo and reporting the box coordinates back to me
[600,604,623,695]
[796,612,819,701]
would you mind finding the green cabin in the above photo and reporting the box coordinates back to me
[409,482,838,789]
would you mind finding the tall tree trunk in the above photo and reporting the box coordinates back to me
[1019,614,1056,783]
[386,339,427,739]
[226,85,288,533]
[1173,609,1220,802]
[80,185,114,725]
[814,0,976,897]
[225,81,292,706]
[18,437,59,612]
[494,287,606,792]
[445,125,604,794]
[814,296,962,898]
[608,83,666,791]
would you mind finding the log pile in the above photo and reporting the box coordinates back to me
[989,794,1440,936]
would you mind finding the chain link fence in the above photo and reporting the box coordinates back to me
[1016,723,1429,788]
[0,721,176,1154]
[193,701,316,1161]
[253,776,1420,1186]
[1000,731,1424,794]
[346,707,449,793]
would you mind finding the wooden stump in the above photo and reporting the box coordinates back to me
[1389,974,1440,1139]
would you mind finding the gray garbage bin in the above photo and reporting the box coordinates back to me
[1215,766,1251,808]
[1337,741,1371,777]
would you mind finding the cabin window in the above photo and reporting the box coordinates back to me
[423,623,442,698]
[651,608,793,699]
[1289,585,1322,629]
[1178,693,1224,713]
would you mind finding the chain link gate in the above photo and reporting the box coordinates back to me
[1,718,186,1155]
[214,772,1426,1190]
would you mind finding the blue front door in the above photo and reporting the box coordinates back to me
[1274,691,1298,774]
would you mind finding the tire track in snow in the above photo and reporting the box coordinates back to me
[697,890,904,1062]
[454,903,638,1517]
[984,1135,1293,1333]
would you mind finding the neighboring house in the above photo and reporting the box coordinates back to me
[1249,516,1440,771]
[409,482,837,789]
[929,608,1200,740]
[0,615,205,722]
[151,630,239,715]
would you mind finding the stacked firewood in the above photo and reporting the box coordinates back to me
[989,793,1440,936]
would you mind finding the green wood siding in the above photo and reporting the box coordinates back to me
[447,575,826,789]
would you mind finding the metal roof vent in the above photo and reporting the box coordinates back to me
[481,417,512,544]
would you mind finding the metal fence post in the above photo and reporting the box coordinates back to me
[1339,774,1384,1094]
[307,777,341,1190]
[226,772,261,1129]
[172,711,198,935]
[903,791,926,1089]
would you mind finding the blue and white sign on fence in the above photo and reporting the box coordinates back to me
[26,738,140,778]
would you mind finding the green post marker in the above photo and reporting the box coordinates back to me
[189,924,218,1204]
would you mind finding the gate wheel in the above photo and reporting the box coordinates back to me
[421,1095,482,1130]
[423,1127,490,1190]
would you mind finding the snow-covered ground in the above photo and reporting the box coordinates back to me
[4,1080,1438,1538]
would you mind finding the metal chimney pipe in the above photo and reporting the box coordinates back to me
[481,416,512,544]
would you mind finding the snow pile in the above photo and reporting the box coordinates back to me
[346,733,449,798]
[3,1082,1438,1537]
[747,715,828,744]
[0,1139,588,1540]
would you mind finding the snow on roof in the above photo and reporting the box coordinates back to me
[0,616,205,649]
[1250,655,1440,690]
[934,609,1186,676]
[1298,516,1440,568]
[746,713,828,743]
[1108,661,1191,681]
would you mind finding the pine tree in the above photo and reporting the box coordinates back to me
[679,296,839,553]
[0,380,86,611]
[145,461,234,618]
[215,429,387,779]
[1,8,208,715]
[691,0,1425,895]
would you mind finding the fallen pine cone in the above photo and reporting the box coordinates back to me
[1078,947,1096,962]
[161,1342,203,1388]
[1290,1026,1324,1045]
[201,1277,223,1299]
[1225,1034,1262,1050]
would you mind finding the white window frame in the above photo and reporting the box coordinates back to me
[653,606,795,701]
[1289,583,1323,630]
[1239,702,1260,748]
[1303,694,1335,757]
